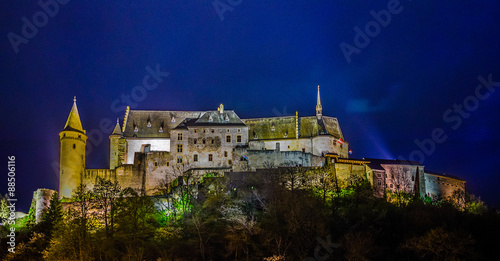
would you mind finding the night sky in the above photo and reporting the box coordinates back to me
[1,0,500,212]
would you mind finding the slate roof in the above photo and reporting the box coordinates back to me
[364,158,423,170]
[123,110,202,138]
[174,110,247,129]
[64,99,85,134]
[425,170,465,181]
[241,116,344,140]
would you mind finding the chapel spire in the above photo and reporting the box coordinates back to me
[64,96,84,133]
[316,85,322,119]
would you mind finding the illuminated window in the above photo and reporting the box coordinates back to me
[209,154,213,161]
[177,144,183,153]
[177,156,182,164]
[193,154,198,162]
[224,151,228,157]
[194,139,197,144]
[178,133,182,141]
[237,135,242,143]
[226,135,231,143]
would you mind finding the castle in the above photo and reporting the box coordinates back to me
[57,87,465,201]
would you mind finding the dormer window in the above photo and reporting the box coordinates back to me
[271,122,275,131]
[147,119,151,127]
[253,131,257,139]
[134,125,138,132]
[225,114,229,121]
[208,115,213,122]
[159,126,163,133]
[284,130,288,138]
[171,116,175,123]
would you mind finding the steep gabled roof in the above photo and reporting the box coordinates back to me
[64,97,85,134]
[241,115,344,140]
[123,110,202,138]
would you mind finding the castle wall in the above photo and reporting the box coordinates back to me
[424,173,465,200]
[331,163,367,189]
[381,164,424,196]
[232,147,321,171]
[125,138,170,164]
[142,151,176,195]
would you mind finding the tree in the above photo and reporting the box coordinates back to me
[93,177,121,237]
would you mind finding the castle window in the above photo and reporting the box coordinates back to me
[193,154,198,162]
[224,151,228,157]
[78,135,81,138]
[228,160,232,165]
[211,139,215,144]
[208,154,213,161]
[154,161,158,167]
[377,180,381,186]
[209,115,213,122]
[302,148,305,153]
[253,131,257,139]
[227,129,230,132]
[177,156,182,164]
[202,139,206,144]
[411,175,415,181]
[166,162,170,167]
[225,114,229,121]
[287,145,290,149]
[159,126,163,132]
[73,144,76,149]
[203,129,206,133]
[194,129,197,133]
[147,120,151,127]
[211,129,215,133]
[284,130,288,138]
[237,135,242,143]
[237,128,241,132]
[226,135,231,143]
[178,133,183,141]
[177,144,183,153]
[134,125,138,132]
[171,116,175,123]
[194,139,197,144]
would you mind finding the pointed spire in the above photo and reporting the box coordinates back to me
[111,118,123,135]
[316,85,322,119]
[64,96,84,133]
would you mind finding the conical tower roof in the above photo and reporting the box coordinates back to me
[111,118,123,135]
[64,96,85,133]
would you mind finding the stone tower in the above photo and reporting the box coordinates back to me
[109,118,125,169]
[316,85,322,119]
[59,97,87,198]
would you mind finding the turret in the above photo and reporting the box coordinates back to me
[59,97,87,199]
[109,118,125,169]
[316,85,323,119]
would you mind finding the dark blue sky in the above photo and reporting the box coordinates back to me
[1,0,500,211]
